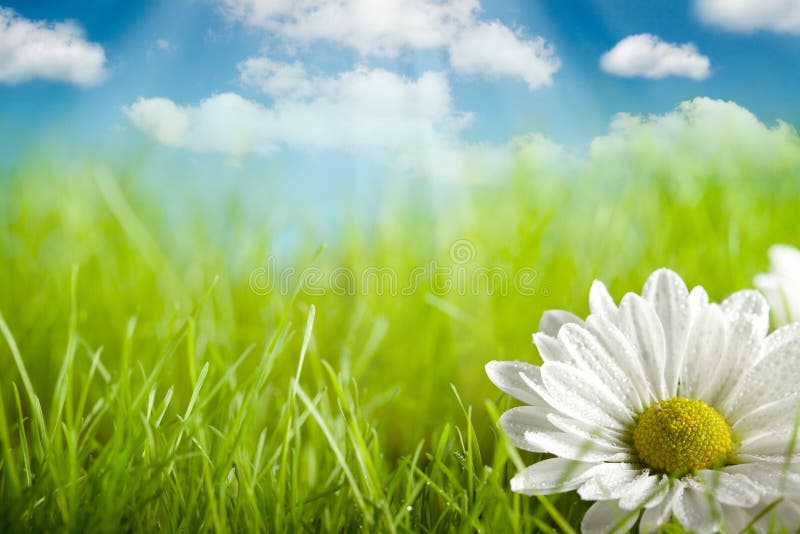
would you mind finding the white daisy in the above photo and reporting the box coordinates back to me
[755,244,800,325]
[487,268,800,533]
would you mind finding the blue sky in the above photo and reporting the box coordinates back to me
[1,0,799,184]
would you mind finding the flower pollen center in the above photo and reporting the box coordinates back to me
[632,397,733,475]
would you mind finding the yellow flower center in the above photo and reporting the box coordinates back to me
[632,397,734,475]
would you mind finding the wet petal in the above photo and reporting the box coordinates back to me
[759,498,800,531]
[498,406,555,452]
[688,285,709,310]
[485,360,545,406]
[721,289,769,335]
[731,394,800,438]
[639,481,684,533]
[546,412,627,448]
[581,500,639,534]
[737,452,800,464]
[673,482,719,534]
[577,467,641,500]
[729,323,800,417]
[618,474,668,511]
[708,311,766,413]
[680,304,727,400]
[539,310,584,337]
[539,361,633,431]
[617,293,668,399]
[723,463,800,497]
[523,430,630,462]
[738,427,800,458]
[585,315,652,407]
[719,505,750,534]
[641,268,690,395]
[558,323,645,413]
[589,279,618,323]
[696,470,761,508]
[532,332,570,363]
[754,273,792,325]
[509,458,609,495]
[768,244,800,280]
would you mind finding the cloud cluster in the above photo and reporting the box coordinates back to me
[238,57,317,97]
[589,97,800,185]
[696,0,800,34]
[601,34,710,80]
[0,7,106,87]
[448,21,560,90]
[218,0,476,55]
[125,66,472,176]
[217,0,560,90]
[125,2,800,180]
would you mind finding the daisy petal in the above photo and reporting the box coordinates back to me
[617,474,668,511]
[688,285,709,310]
[639,481,684,533]
[539,310,584,337]
[731,394,800,437]
[769,244,800,279]
[674,482,719,534]
[577,466,640,500]
[498,406,555,452]
[737,453,800,464]
[696,470,761,508]
[581,500,639,534]
[540,361,633,431]
[532,332,570,363]
[558,323,645,413]
[546,412,627,448]
[589,280,618,322]
[524,431,631,462]
[721,289,769,334]
[641,268,690,395]
[738,428,800,458]
[680,304,727,400]
[585,315,652,407]
[617,293,668,400]
[485,360,545,406]
[719,505,750,534]
[729,323,800,417]
[724,463,800,497]
[708,311,767,412]
[754,273,791,325]
[763,499,800,530]
[509,458,608,495]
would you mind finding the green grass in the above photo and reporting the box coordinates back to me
[1,149,800,532]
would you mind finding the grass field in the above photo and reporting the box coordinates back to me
[1,136,800,532]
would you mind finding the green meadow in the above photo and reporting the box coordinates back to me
[2,121,800,532]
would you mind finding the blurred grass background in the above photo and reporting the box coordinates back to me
[1,138,799,531]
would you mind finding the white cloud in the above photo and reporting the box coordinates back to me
[448,21,560,90]
[589,97,800,187]
[123,97,190,146]
[449,98,800,186]
[216,0,560,91]
[154,38,176,54]
[217,0,477,55]
[125,66,472,176]
[696,0,800,34]
[125,94,276,158]
[238,57,316,97]
[147,38,177,58]
[126,87,800,184]
[600,34,710,80]
[0,7,106,86]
